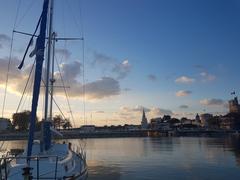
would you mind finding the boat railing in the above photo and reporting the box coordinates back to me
[0,155,59,180]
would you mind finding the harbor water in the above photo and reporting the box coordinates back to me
[1,137,240,180]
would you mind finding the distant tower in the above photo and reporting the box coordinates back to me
[141,109,148,129]
[195,113,200,125]
[229,97,240,113]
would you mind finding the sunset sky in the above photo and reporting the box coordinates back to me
[0,0,240,127]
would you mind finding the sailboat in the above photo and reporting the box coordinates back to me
[0,0,88,179]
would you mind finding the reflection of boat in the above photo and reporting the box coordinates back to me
[0,0,88,179]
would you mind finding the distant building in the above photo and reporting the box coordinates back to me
[150,117,171,130]
[141,109,148,129]
[229,97,240,114]
[80,125,95,132]
[0,118,11,131]
[195,114,200,123]
[200,113,213,127]
[220,113,240,130]
[194,114,201,126]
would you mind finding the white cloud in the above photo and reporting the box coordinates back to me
[200,98,225,106]
[200,72,216,82]
[176,90,192,97]
[120,105,150,113]
[175,76,195,84]
[149,107,173,117]
[0,58,120,100]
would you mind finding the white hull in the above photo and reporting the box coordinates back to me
[1,142,88,180]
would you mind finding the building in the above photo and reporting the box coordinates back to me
[141,109,148,129]
[229,97,240,113]
[200,113,213,127]
[0,118,11,131]
[79,125,95,132]
[220,113,240,130]
[150,118,171,130]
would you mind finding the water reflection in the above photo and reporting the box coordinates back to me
[1,137,240,179]
[88,160,121,180]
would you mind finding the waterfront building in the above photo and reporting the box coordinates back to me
[229,97,240,114]
[0,118,11,131]
[195,114,200,124]
[80,125,95,132]
[150,117,171,130]
[219,113,240,130]
[200,113,213,127]
[141,109,148,129]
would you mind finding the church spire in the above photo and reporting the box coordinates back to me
[141,108,148,129]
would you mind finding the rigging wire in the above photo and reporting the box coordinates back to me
[66,0,86,126]
[1,0,22,117]
[55,56,76,128]
[16,62,35,113]
[41,80,67,120]
[15,0,35,29]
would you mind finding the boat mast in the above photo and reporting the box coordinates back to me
[44,0,54,124]
[49,32,56,123]
[27,0,49,159]
[42,0,54,152]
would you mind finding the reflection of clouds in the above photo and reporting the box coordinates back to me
[2,137,240,179]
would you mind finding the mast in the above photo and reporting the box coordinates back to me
[49,32,56,123]
[42,0,54,152]
[27,0,49,159]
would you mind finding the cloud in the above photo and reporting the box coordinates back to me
[84,77,120,99]
[176,90,192,97]
[179,105,189,109]
[0,34,10,48]
[149,108,173,117]
[200,98,225,106]
[112,59,131,79]
[94,111,105,114]
[116,106,173,122]
[120,105,150,113]
[57,61,82,81]
[175,76,195,84]
[91,51,116,66]
[0,58,120,100]
[200,72,216,82]
[55,48,71,59]
[147,74,157,81]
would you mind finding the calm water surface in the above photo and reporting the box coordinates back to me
[1,137,240,180]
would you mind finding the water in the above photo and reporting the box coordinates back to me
[1,137,240,180]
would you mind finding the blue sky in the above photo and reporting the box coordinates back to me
[0,0,240,126]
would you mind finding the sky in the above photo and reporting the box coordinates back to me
[0,0,240,127]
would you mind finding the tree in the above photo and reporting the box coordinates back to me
[12,110,38,131]
[63,120,72,129]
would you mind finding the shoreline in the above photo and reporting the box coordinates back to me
[0,129,239,141]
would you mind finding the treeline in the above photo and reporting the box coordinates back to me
[11,110,72,131]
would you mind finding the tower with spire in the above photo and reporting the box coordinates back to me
[141,109,148,129]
